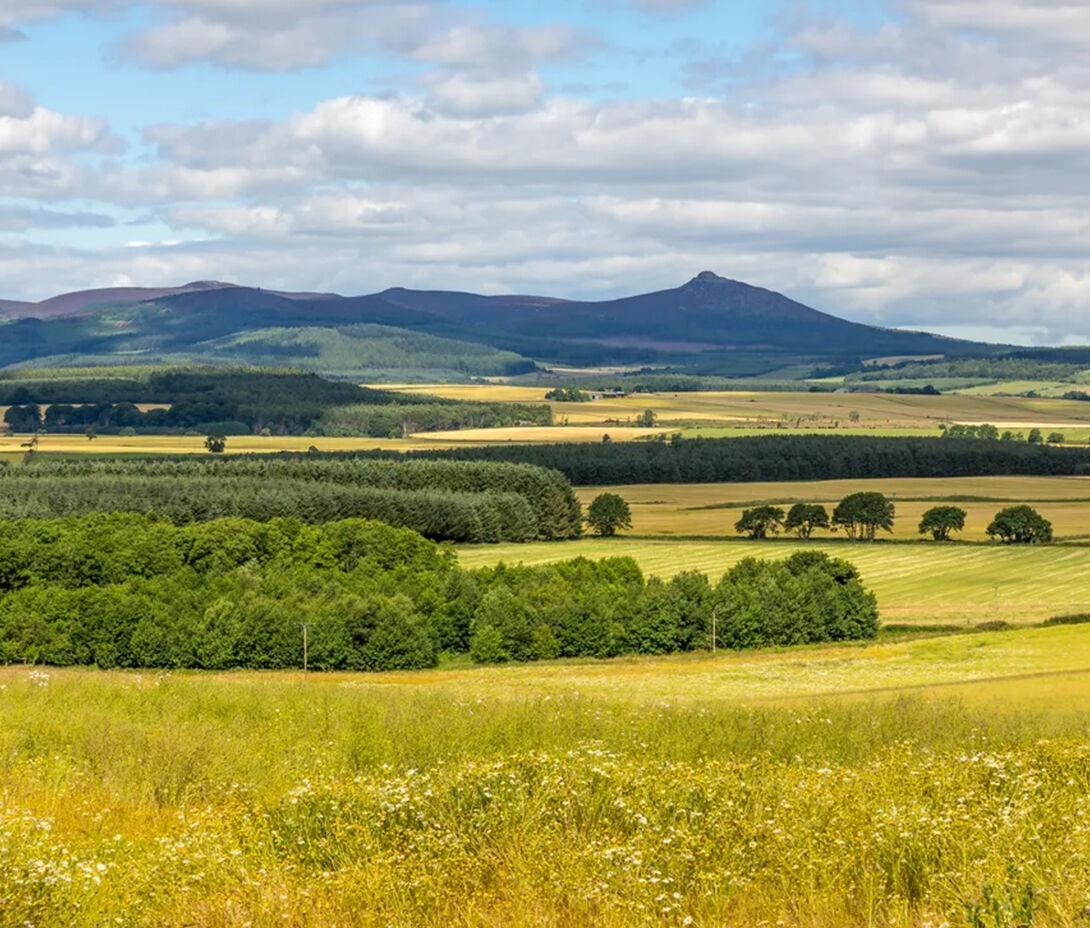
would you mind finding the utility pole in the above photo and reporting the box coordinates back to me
[301,623,310,678]
[711,605,719,656]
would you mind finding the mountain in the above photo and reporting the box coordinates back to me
[0,271,998,376]
[0,281,339,321]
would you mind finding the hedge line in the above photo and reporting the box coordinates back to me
[353,435,1090,485]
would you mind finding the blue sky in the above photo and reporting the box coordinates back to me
[2,0,1090,344]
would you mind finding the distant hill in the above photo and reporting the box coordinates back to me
[0,271,1002,376]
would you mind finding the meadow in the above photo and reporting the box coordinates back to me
[4,625,1090,927]
[570,475,1090,541]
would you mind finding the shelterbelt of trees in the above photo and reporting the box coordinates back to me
[0,514,878,671]
[361,435,1090,485]
[0,369,550,436]
[0,458,582,542]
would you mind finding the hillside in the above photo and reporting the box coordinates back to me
[0,271,999,376]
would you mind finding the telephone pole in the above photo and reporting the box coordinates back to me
[301,623,310,678]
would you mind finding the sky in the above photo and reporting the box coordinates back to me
[2,0,1090,344]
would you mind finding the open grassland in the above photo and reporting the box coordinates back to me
[5,626,1090,926]
[384,383,1090,432]
[457,536,1090,624]
[572,475,1090,542]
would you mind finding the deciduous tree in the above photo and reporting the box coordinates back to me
[586,493,632,536]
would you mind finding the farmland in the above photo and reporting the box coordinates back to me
[4,625,1090,927]
[385,383,1090,434]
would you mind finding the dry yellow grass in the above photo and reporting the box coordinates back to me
[0,433,501,456]
[574,475,1090,541]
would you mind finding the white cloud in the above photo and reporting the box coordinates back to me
[6,0,1090,343]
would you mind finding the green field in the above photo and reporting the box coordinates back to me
[457,536,1090,624]
[5,625,1090,927]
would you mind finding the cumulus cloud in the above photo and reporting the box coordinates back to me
[6,0,1090,342]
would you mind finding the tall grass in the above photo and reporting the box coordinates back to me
[4,663,1090,926]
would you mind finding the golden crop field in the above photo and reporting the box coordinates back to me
[457,536,1090,624]
[384,383,1090,431]
[570,475,1090,542]
[5,625,1090,927]
[0,433,496,456]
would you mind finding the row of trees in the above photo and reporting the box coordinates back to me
[379,435,1090,484]
[734,496,1055,544]
[12,457,584,540]
[940,424,1069,444]
[735,493,896,541]
[0,514,879,670]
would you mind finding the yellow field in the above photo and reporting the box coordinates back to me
[456,536,1090,624]
[383,383,1090,430]
[0,433,507,456]
[6,626,1090,926]
[572,475,1090,541]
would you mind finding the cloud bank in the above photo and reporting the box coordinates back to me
[2,0,1090,344]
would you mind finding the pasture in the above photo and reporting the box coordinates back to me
[571,475,1090,542]
[4,625,1090,926]
[457,536,1090,624]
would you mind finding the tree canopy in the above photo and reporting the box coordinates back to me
[918,505,967,541]
[586,493,632,537]
[987,506,1053,544]
[734,505,785,539]
[832,492,895,541]
[784,503,830,539]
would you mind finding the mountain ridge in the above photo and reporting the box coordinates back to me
[0,271,999,374]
